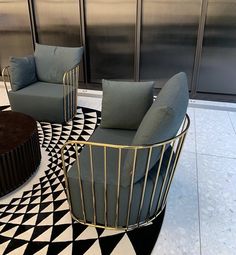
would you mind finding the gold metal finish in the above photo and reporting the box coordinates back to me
[89,145,96,225]
[137,147,152,226]
[2,66,12,95]
[126,148,137,228]
[75,144,86,223]
[63,65,80,122]
[115,148,122,228]
[150,144,166,215]
[103,147,107,227]
[61,114,190,230]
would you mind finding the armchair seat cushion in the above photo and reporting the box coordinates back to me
[8,82,71,123]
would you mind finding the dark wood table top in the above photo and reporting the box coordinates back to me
[0,111,37,154]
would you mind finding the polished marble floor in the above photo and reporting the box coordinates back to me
[1,83,236,255]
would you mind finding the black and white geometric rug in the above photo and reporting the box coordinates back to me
[0,107,164,255]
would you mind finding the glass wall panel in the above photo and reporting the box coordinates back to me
[33,0,83,80]
[0,0,33,72]
[198,0,236,95]
[33,0,81,47]
[140,0,201,89]
[85,0,136,83]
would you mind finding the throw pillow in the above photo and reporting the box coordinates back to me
[124,72,189,184]
[9,55,37,91]
[101,79,154,130]
[34,43,83,83]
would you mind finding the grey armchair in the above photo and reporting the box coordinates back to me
[61,72,190,230]
[2,44,83,123]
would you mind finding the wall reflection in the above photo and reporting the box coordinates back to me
[140,0,201,89]
[0,0,33,71]
[85,0,136,83]
[198,0,236,95]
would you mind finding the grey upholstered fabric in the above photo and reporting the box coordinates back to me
[34,43,83,83]
[101,79,154,130]
[76,126,136,186]
[125,72,189,183]
[67,146,173,227]
[9,55,37,91]
[8,82,71,123]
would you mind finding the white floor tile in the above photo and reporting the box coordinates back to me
[0,85,9,106]
[195,108,236,158]
[152,152,200,255]
[228,112,236,134]
[197,154,236,255]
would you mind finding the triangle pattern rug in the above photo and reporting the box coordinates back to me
[0,107,164,255]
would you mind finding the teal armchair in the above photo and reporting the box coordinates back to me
[2,44,83,123]
[61,73,190,230]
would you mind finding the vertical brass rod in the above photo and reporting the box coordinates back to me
[64,72,69,123]
[75,66,79,113]
[148,145,166,217]
[74,67,76,117]
[68,71,70,121]
[71,69,74,120]
[182,116,187,132]
[115,148,122,228]
[70,71,72,120]
[74,67,77,115]
[126,148,137,228]
[162,134,186,206]
[75,144,86,223]
[89,145,96,225]
[77,66,79,109]
[61,145,75,222]
[137,147,152,225]
[63,72,67,122]
[156,141,176,212]
[2,67,11,95]
[104,146,107,227]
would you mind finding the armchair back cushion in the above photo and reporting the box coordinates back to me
[9,55,37,91]
[34,43,83,83]
[124,72,189,183]
[101,79,154,130]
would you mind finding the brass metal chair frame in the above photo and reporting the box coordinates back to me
[61,114,190,230]
[2,65,80,123]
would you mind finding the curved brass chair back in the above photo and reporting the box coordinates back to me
[61,114,190,230]
[2,65,79,123]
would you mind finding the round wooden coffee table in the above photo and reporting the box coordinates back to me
[0,111,41,197]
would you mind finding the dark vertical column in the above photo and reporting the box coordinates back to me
[134,0,142,81]
[27,0,37,48]
[191,0,208,97]
[79,0,88,84]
